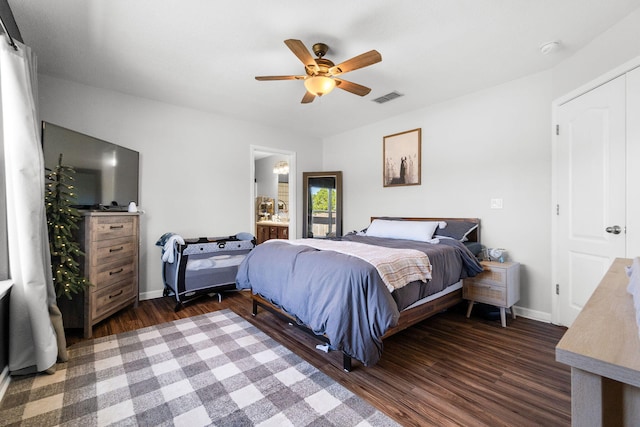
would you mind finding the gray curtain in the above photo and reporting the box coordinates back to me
[1,35,66,375]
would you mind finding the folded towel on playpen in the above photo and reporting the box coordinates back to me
[155,232,185,263]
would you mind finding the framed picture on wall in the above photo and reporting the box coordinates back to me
[383,128,421,187]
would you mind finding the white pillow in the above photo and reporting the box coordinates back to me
[365,219,445,242]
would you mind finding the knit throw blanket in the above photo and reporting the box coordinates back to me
[284,239,432,292]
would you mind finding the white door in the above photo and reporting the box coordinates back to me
[555,75,626,327]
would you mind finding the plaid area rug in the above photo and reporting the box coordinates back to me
[0,309,399,426]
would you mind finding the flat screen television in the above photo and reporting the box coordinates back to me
[41,122,139,211]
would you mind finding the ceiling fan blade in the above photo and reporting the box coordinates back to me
[284,39,318,73]
[334,78,371,96]
[255,75,305,81]
[301,91,316,104]
[329,50,382,75]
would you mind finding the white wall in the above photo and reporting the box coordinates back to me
[38,75,322,299]
[322,71,553,318]
[552,7,640,98]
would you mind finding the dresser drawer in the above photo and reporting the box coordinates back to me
[471,267,507,287]
[93,257,136,290]
[463,280,507,306]
[92,216,135,240]
[92,236,136,266]
[91,279,135,320]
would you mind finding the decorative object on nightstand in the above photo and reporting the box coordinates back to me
[488,247,508,263]
[463,260,520,327]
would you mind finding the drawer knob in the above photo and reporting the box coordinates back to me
[109,246,124,253]
[110,225,124,229]
[109,268,124,276]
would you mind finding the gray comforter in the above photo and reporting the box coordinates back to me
[235,235,482,366]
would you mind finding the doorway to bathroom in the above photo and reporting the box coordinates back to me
[250,146,296,243]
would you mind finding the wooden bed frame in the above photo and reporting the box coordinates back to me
[251,217,481,371]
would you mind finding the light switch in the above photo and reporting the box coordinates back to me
[490,198,503,209]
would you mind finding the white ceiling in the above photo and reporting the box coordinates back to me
[8,0,640,138]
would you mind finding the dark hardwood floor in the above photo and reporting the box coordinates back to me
[65,291,571,426]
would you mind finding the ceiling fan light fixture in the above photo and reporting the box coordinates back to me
[304,75,336,97]
[256,40,381,103]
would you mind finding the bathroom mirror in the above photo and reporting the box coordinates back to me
[303,171,342,238]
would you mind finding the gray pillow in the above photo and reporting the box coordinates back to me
[435,221,478,241]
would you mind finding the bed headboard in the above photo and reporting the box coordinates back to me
[370,217,481,243]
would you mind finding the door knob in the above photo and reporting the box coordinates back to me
[605,225,622,234]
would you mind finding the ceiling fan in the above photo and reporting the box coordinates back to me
[255,39,382,104]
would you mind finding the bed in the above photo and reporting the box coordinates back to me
[235,217,483,371]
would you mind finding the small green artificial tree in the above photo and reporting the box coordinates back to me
[45,154,91,299]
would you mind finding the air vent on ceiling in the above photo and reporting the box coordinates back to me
[372,91,403,104]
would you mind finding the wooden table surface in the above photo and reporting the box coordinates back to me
[556,257,640,387]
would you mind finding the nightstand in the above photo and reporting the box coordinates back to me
[463,260,520,327]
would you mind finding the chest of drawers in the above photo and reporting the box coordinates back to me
[79,212,139,338]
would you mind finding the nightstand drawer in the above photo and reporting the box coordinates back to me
[472,268,507,287]
[463,280,507,306]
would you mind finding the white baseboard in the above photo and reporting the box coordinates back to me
[512,306,552,323]
[139,290,165,301]
[0,366,10,403]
